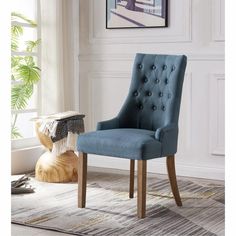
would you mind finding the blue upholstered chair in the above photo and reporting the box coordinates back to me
[77,53,187,218]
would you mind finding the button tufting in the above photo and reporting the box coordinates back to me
[139,104,143,110]
[152,105,157,111]
[163,65,167,70]
[155,78,160,83]
[172,65,175,71]
[165,78,169,84]
[143,77,148,83]
[168,93,171,98]
[146,91,152,96]
[138,64,142,69]
[133,91,138,97]
[162,105,166,111]
[159,92,163,97]
[152,65,156,70]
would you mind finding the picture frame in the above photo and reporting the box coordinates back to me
[106,0,168,29]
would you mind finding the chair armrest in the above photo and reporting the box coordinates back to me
[155,124,178,156]
[96,117,120,131]
[155,124,177,141]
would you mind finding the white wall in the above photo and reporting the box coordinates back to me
[78,0,225,180]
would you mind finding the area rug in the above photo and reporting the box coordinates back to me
[12,171,225,236]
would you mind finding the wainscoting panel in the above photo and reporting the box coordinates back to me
[212,0,225,42]
[209,74,225,156]
[178,73,193,155]
[88,72,131,129]
[89,0,192,44]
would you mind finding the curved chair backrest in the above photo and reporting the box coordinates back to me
[118,53,187,131]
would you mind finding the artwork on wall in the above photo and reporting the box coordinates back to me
[106,0,168,29]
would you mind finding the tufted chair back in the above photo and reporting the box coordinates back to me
[118,53,187,131]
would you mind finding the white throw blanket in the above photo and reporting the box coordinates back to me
[32,111,84,156]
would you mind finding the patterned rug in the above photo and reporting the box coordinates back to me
[11,171,225,236]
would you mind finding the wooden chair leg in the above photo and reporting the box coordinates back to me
[137,160,147,218]
[166,155,182,206]
[78,152,87,208]
[129,160,135,198]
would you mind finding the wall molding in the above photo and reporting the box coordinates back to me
[212,0,225,42]
[89,0,192,44]
[79,53,225,62]
[209,73,225,156]
[88,71,131,130]
[178,73,193,153]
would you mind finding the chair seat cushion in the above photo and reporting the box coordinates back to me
[77,129,162,160]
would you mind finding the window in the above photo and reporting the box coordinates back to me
[11,0,41,149]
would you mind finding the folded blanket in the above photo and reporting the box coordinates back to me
[32,111,85,156]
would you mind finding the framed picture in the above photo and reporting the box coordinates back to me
[106,0,168,29]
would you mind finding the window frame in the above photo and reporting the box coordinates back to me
[11,0,41,150]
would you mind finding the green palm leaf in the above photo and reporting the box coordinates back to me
[24,56,35,67]
[11,12,37,26]
[11,126,22,139]
[11,25,23,51]
[11,25,23,37]
[11,35,19,51]
[15,64,40,84]
[25,39,41,52]
[11,56,24,68]
[11,83,33,110]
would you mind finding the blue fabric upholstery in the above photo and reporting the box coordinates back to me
[77,129,161,160]
[77,53,187,159]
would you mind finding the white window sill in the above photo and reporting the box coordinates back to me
[11,145,44,175]
[11,137,40,151]
[11,144,43,152]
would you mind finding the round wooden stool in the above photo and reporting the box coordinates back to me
[35,122,79,183]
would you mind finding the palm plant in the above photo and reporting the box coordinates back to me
[11,12,41,139]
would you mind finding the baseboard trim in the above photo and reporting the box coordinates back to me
[87,154,225,180]
[11,146,44,175]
